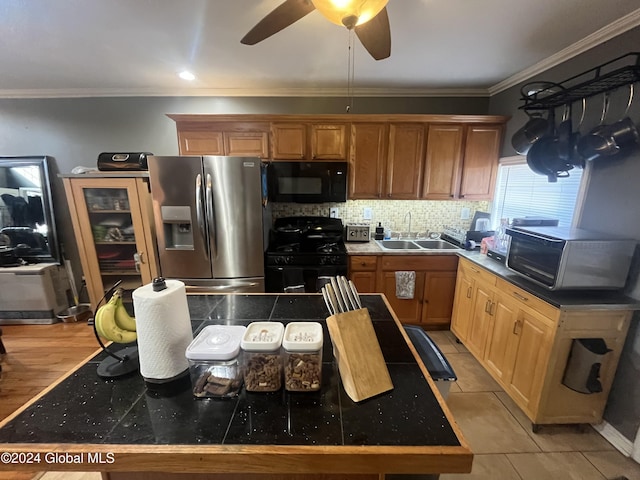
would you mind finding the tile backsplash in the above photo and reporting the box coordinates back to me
[270,199,491,236]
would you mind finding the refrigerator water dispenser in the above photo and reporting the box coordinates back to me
[160,206,194,250]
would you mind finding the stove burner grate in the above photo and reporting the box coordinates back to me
[276,243,300,253]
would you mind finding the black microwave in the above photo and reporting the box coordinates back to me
[266,161,348,203]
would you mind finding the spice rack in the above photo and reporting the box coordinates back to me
[520,52,640,112]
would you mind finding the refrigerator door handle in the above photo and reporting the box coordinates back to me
[206,173,217,259]
[195,173,206,242]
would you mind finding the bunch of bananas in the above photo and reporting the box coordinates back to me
[94,289,137,344]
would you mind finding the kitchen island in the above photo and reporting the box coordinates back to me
[0,294,472,479]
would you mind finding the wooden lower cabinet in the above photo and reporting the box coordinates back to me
[451,257,633,426]
[451,258,496,354]
[349,254,458,328]
[484,292,554,415]
[380,270,425,323]
[465,283,494,358]
[421,271,458,327]
[348,255,378,293]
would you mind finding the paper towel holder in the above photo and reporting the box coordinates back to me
[93,280,140,379]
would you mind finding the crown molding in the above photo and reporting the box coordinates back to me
[489,8,640,95]
[0,86,490,99]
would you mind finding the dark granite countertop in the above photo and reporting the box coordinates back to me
[458,251,640,311]
[0,294,471,476]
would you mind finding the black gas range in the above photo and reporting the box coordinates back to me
[265,216,348,293]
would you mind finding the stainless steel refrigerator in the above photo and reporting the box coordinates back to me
[147,156,265,292]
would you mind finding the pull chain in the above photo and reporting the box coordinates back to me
[346,29,355,113]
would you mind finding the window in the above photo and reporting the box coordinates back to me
[491,158,585,228]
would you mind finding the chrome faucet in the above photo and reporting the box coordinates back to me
[404,211,412,238]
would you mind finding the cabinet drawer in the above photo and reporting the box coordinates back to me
[381,255,458,271]
[350,255,378,271]
[495,277,558,321]
[459,258,497,286]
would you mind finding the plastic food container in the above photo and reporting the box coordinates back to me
[241,322,284,392]
[283,322,323,392]
[185,325,246,398]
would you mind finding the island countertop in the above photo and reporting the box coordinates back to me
[0,294,472,479]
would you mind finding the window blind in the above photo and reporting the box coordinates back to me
[491,162,583,228]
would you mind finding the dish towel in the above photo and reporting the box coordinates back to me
[395,271,416,299]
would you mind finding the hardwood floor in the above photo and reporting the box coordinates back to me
[0,321,99,480]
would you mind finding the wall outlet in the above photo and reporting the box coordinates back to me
[330,207,339,218]
[363,207,373,220]
[460,207,470,220]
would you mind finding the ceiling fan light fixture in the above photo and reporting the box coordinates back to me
[312,0,388,28]
[178,70,196,81]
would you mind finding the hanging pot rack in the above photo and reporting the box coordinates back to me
[519,52,640,112]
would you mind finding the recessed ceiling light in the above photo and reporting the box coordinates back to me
[179,71,196,81]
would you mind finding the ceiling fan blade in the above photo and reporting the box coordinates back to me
[241,0,316,45]
[354,7,391,60]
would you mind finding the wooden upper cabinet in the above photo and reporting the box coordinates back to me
[224,131,269,159]
[178,131,224,155]
[271,123,347,160]
[422,124,464,200]
[271,123,306,159]
[386,124,425,199]
[422,124,502,200]
[349,123,387,199]
[177,126,269,158]
[311,124,347,159]
[459,125,502,199]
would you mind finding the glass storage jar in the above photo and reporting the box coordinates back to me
[282,322,323,392]
[185,325,246,398]
[241,322,284,392]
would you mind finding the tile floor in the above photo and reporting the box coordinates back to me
[427,330,640,480]
[34,330,640,480]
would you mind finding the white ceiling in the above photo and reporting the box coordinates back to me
[1,0,639,99]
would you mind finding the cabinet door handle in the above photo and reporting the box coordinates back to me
[485,299,491,313]
[466,286,472,298]
[469,267,480,273]
[512,292,528,302]
[489,301,495,315]
[512,319,522,335]
[133,252,142,273]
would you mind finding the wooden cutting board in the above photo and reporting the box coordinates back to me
[326,308,393,402]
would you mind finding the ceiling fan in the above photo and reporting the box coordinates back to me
[241,0,391,60]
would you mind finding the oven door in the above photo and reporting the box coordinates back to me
[267,162,347,203]
[265,265,347,293]
[505,228,566,289]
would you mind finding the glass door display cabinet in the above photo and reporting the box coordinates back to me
[62,175,159,313]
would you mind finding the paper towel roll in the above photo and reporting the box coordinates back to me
[132,278,193,384]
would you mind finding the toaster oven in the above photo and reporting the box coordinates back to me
[505,226,636,290]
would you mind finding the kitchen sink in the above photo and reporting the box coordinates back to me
[378,240,421,250]
[413,240,460,250]
[376,239,461,251]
